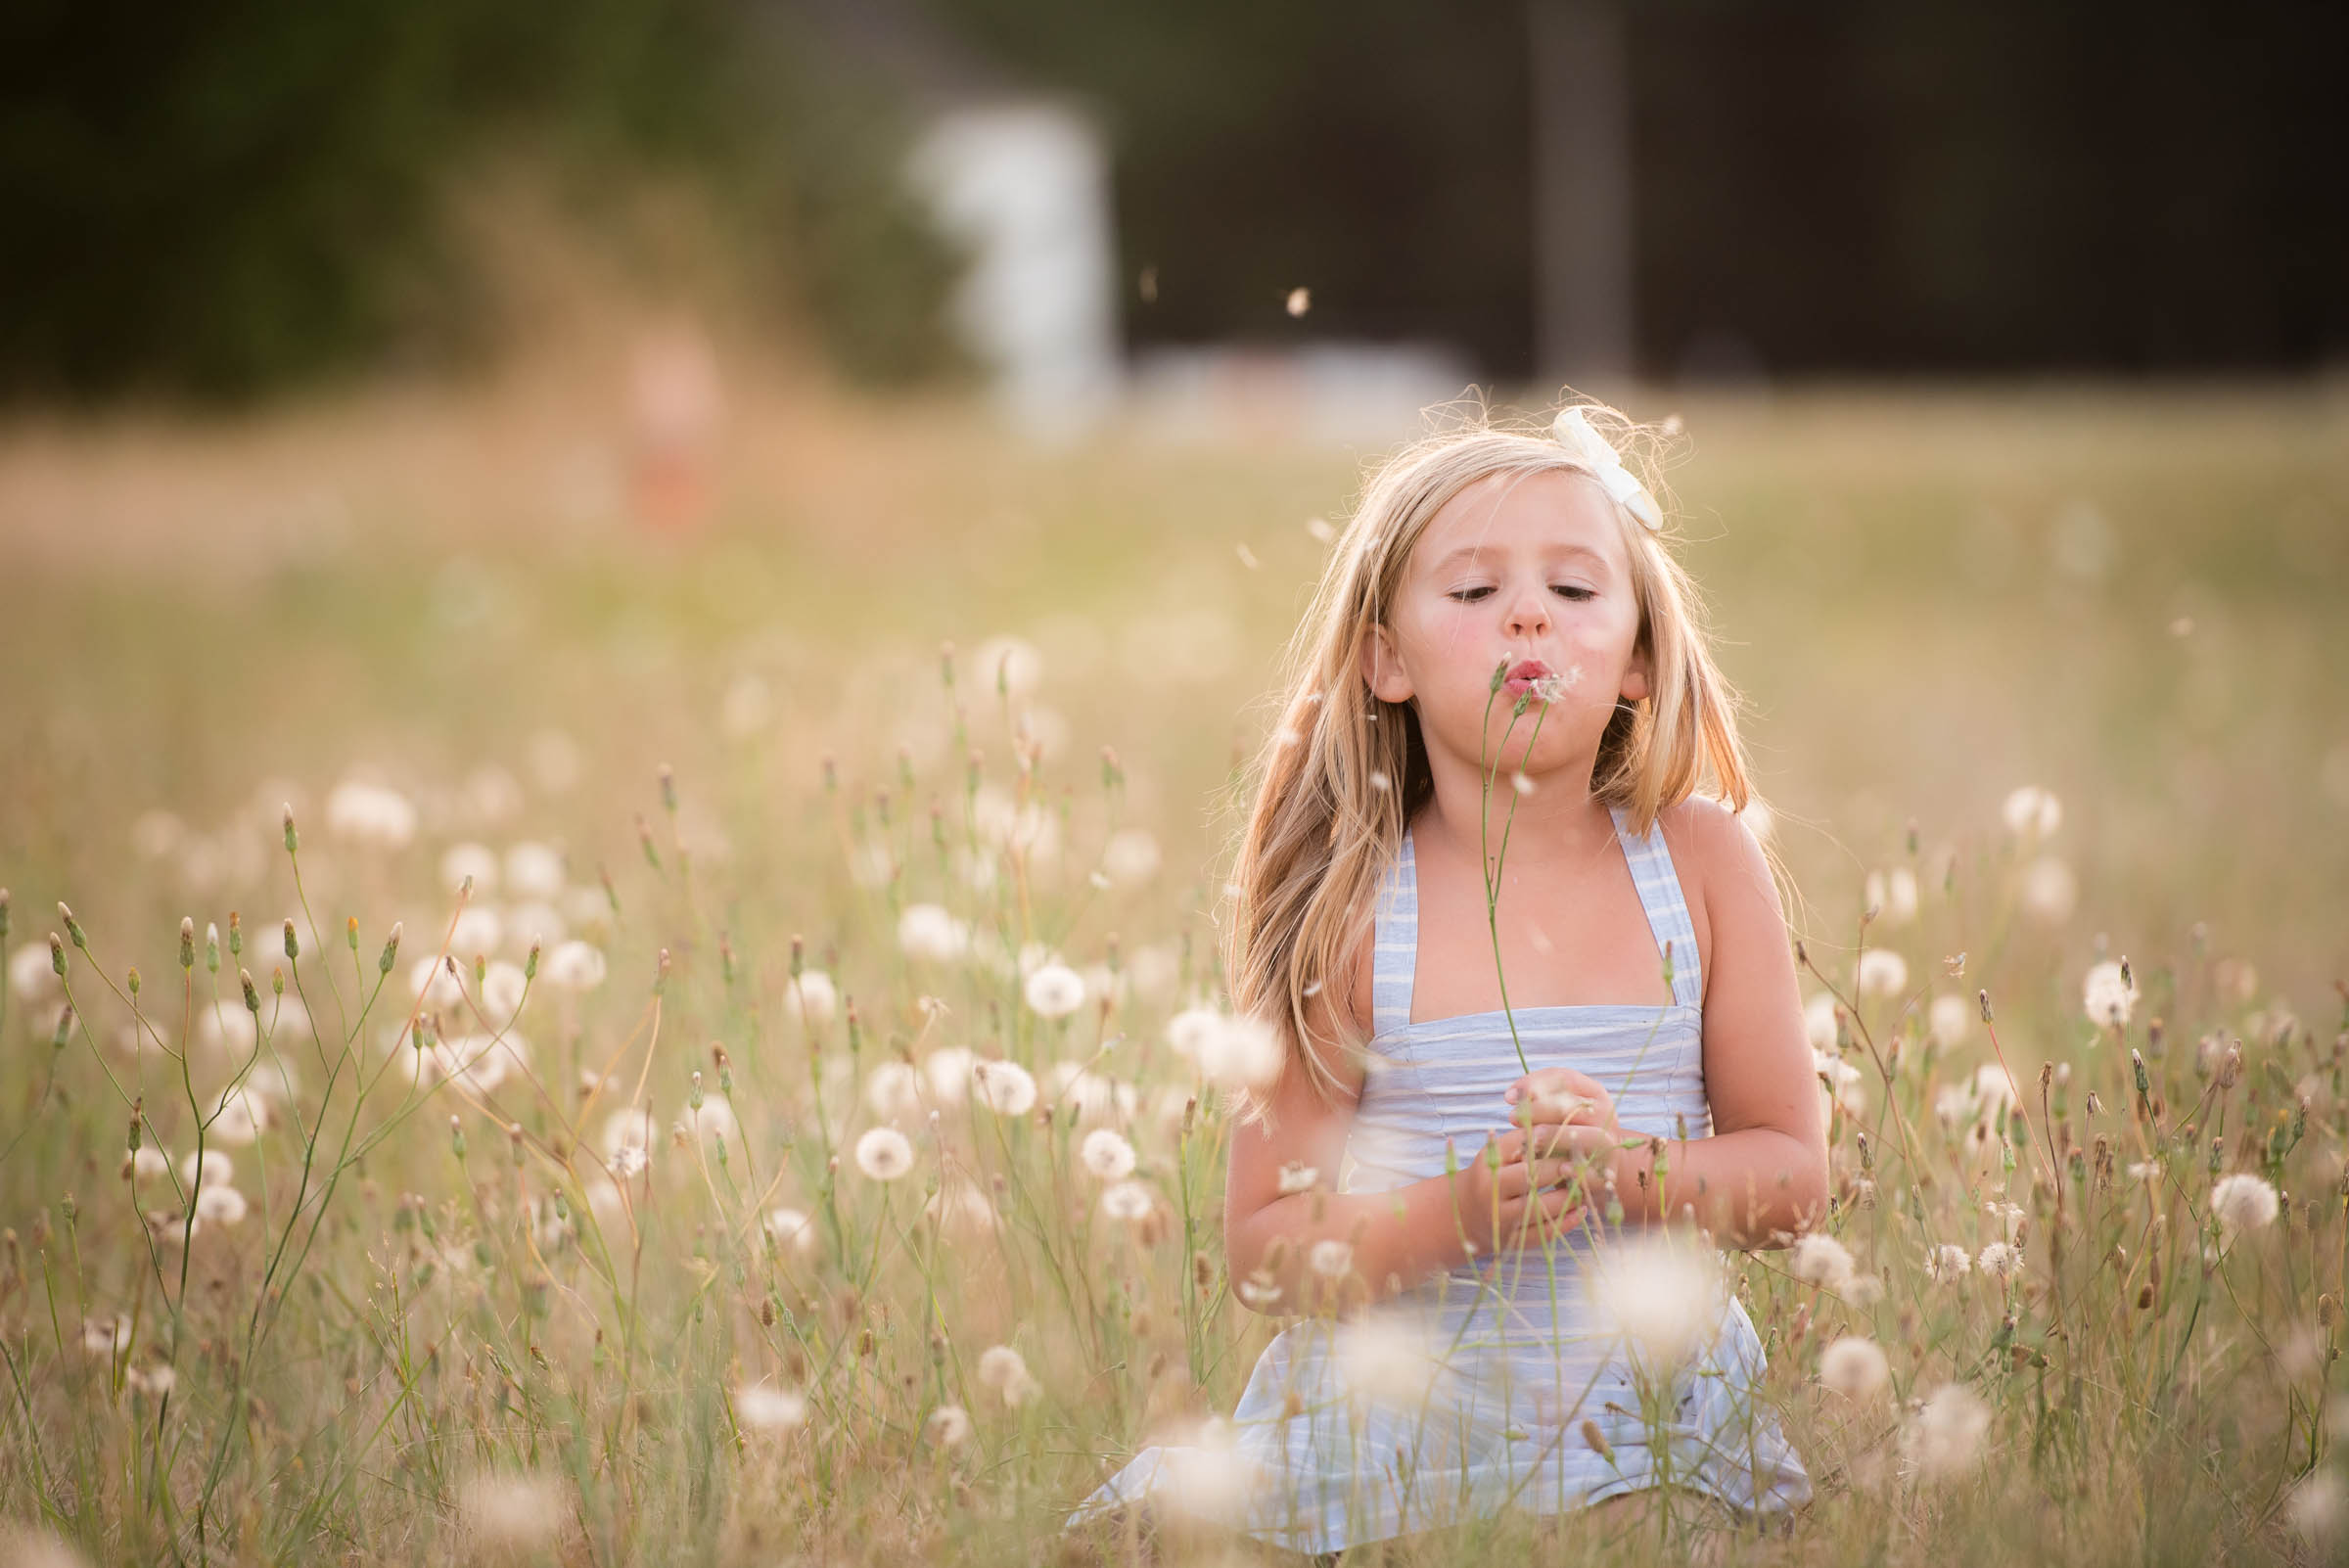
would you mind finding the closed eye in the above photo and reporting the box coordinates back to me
[1447,586,1596,603]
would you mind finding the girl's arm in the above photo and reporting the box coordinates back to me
[1519,800,1830,1248]
[1225,936,1538,1311]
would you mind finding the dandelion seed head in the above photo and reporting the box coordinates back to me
[1080,1128,1137,1180]
[924,1404,973,1448]
[853,1126,916,1182]
[1100,1179,1154,1222]
[1903,1383,1991,1478]
[1023,961,1086,1019]
[1856,948,1909,998]
[733,1381,808,1432]
[1788,1232,1857,1292]
[898,903,972,964]
[1818,1335,1890,1401]
[2211,1172,2280,1236]
[2082,959,2140,1028]
[970,1058,1037,1116]
[2002,785,2062,839]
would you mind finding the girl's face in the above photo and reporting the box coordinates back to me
[1359,467,1650,776]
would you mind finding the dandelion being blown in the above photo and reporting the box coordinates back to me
[1062,397,1832,1561]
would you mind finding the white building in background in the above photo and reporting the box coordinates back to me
[904,101,1123,445]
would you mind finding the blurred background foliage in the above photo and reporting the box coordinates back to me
[0,0,2339,404]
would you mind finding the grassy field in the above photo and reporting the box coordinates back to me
[1,376,2345,1566]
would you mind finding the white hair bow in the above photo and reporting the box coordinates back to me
[1549,407,1663,531]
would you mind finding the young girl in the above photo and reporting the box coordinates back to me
[1064,396,1826,1562]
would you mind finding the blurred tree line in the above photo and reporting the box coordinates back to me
[2,0,2339,402]
[0,0,965,401]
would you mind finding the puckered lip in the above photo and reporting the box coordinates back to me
[1504,658,1552,681]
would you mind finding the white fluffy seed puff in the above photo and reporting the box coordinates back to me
[2211,1172,2280,1237]
[853,1127,916,1181]
[977,1345,1043,1407]
[1079,1128,1137,1180]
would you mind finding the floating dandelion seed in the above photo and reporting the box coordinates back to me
[1285,287,1311,317]
[2082,959,2140,1028]
[1024,962,1085,1019]
[971,1059,1037,1116]
[853,1127,915,1181]
[1080,1128,1137,1180]
[1818,1335,1890,1401]
[1277,1162,1319,1195]
[1510,771,1535,796]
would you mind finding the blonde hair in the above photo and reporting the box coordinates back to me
[1213,392,1783,1128]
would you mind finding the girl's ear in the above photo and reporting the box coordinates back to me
[1359,624,1412,704]
[1621,648,1652,704]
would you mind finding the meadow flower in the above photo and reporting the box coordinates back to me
[924,1404,974,1448]
[1865,867,1919,925]
[2019,855,2078,924]
[1100,1180,1154,1222]
[2082,959,2140,1028]
[927,1180,997,1234]
[540,940,606,992]
[1923,1243,1973,1282]
[325,779,417,852]
[207,1086,267,1146]
[733,1382,809,1432]
[441,842,499,894]
[1024,962,1086,1019]
[865,1061,923,1122]
[1976,1241,2023,1281]
[977,1344,1031,1393]
[1080,1128,1137,1179]
[853,1127,915,1181]
[1903,1383,1992,1477]
[503,843,566,900]
[2002,785,2062,839]
[786,970,839,1027]
[81,1314,130,1357]
[1309,1239,1356,1279]
[1165,1007,1227,1058]
[601,1108,658,1168]
[1818,1335,1890,1401]
[1802,992,1840,1052]
[898,903,971,964]
[181,1148,233,1190]
[1856,948,1909,998]
[1194,1013,1283,1092]
[1277,1162,1320,1195]
[1101,828,1162,885]
[457,1470,567,1552]
[765,1207,820,1257]
[921,1046,975,1104]
[2211,1172,2280,1237]
[1584,1234,1727,1369]
[410,954,468,1011]
[970,1058,1037,1116]
[482,960,529,1021]
[1788,1232,1858,1292]
[1928,993,1971,1048]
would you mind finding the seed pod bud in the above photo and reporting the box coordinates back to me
[379,923,401,976]
[127,966,140,996]
[272,967,284,996]
[284,919,299,961]
[282,805,298,853]
[659,763,677,814]
[345,916,358,952]
[790,934,805,979]
[180,917,196,970]
[509,1124,525,1166]
[1978,989,1994,1024]
[0,887,10,941]
[52,1002,74,1050]
[525,939,540,982]
[240,969,259,1013]
[59,902,84,949]
[1581,1418,1614,1462]
[128,1106,143,1152]
[206,922,219,973]
[227,911,242,957]
[49,932,66,978]
[450,1115,466,1158]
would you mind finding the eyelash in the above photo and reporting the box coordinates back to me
[1448,586,1595,603]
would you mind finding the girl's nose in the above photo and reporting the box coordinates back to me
[1503,585,1550,638]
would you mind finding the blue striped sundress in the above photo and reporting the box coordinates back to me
[1063,803,1812,1556]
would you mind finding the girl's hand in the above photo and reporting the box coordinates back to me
[1502,1067,1620,1155]
[1440,1128,1589,1257]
